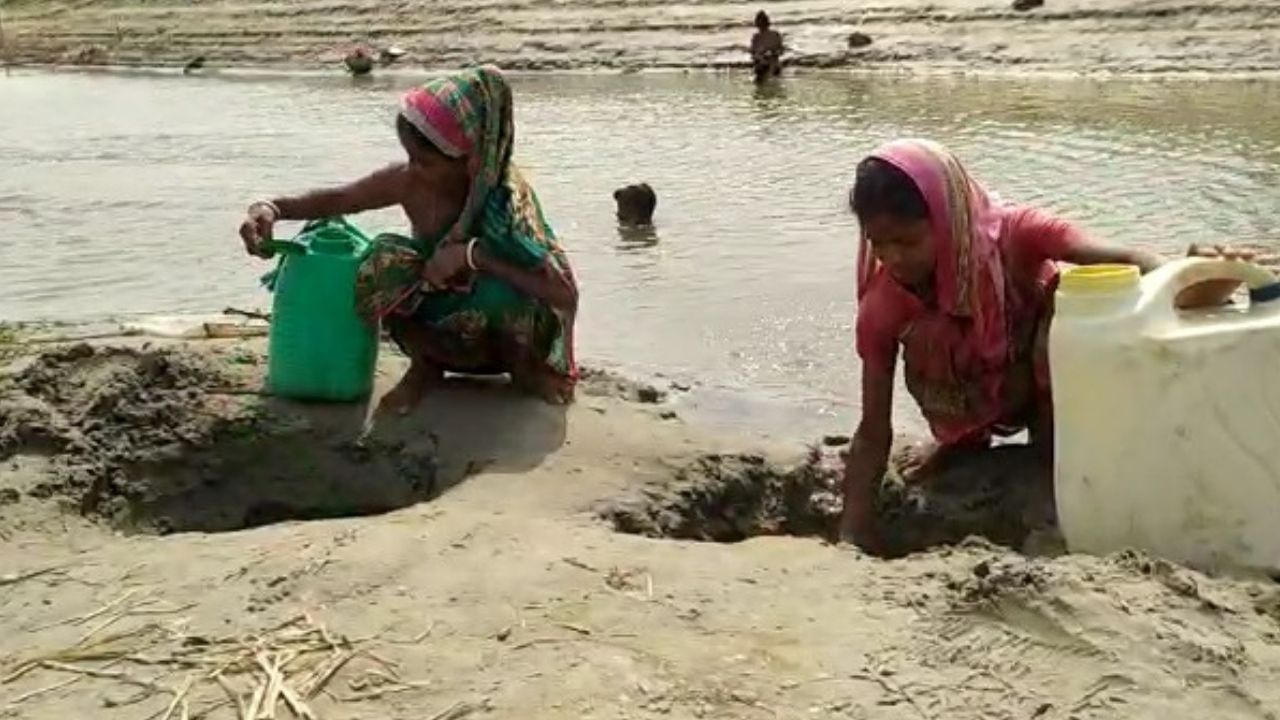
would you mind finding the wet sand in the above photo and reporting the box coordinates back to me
[5,0,1280,76]
[3,331,1280,718]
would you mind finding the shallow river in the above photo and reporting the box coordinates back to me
[2,69,1279,438]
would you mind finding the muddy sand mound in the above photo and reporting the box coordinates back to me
[2,339,1280,719]
[0,344,436,534]
[605,443,1056,558]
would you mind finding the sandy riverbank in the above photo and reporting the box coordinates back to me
[2,329,1280,719]
[3,0,1280,76]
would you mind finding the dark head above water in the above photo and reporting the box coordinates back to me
[755,10,771,30]
[614,183,657,226]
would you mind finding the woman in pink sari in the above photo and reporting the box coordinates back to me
[840,139,1168,549]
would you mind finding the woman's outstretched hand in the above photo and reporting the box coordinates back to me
[1176,243,1280,309]
[1188,243,1280,270]
[239,203,278,259]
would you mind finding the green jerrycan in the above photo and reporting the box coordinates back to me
[263,218,378,401]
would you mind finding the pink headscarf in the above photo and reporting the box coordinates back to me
[857,139,1011,424]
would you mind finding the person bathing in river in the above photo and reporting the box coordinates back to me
[750,11,784,84]
[614,183,657,227]
[238,66,578,412]
[838,138,1175,549]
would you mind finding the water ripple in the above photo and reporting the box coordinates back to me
[2,70,1279,435]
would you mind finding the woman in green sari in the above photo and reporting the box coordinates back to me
[237,66,578,411]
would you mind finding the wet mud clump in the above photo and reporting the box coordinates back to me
[946,549,1052,606]
[606,445,1057,559]
[579,367,668,404]
[0,344,436,533]
[876,446,1058,558]
[606,451,841,542]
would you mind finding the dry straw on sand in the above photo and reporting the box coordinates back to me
[3,606,454,720]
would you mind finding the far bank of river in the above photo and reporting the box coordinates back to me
[5,0,1280,77]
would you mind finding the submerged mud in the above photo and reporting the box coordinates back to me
[605,444,1057,558]
[0,344,436,533]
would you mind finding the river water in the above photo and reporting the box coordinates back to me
[2,69,1279,438]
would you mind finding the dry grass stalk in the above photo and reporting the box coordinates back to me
[189,698,234,720]
[302,650,355,699]
[159,673,195,720]
[256,653,283,719]
[39,660,168,694]
[427,699,482,720]
[6,613,389,718]
[212,672,247,720]
[553,622,593,636]
[3,674,82,706]
[0,566,63,587]
[73,589,143,626]
[279,680,318,720]
[244,678,266,719]
[355,649,399,676]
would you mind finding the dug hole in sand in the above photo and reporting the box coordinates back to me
[2,333,1280,719]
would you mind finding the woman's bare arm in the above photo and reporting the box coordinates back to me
[1062,240,1163,274]
[840,362,895,548]
[1065,238,1260,307]
[240,164,410,257]
[271,163,408,220]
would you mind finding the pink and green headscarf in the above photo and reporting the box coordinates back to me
[356,66,571,320]
[856,139,1012,431]
[398,66,524,252]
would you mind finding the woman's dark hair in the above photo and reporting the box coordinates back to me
[850,156,928,223]
[395,114,445,158]
[755,10,771,27]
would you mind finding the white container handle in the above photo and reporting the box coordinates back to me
[1145,257,1278,317]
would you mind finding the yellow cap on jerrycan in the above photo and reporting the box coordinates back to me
[1058,264,1140,294]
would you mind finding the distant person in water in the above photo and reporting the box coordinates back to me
[238,66,578,412]
[614,183,657,227]
[750,11,783,84]
[839,138,1179,551]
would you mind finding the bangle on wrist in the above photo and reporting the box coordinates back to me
[466,238,480,272]
[250,200,281,221]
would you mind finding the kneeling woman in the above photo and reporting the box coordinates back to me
[238,67,578,410]
[840,139,1165,548]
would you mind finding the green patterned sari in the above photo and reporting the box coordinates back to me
[353,66,577,403]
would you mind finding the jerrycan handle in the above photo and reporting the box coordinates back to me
[260,238,307,256]
[1145,257,1280,317]
[301,217,371,256]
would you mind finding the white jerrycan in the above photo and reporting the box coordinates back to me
[1051,258,1280,573]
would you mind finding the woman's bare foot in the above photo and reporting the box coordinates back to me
[378,361,442,415]
[512,367,573,405]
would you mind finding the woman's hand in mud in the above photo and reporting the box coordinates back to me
[837,447,881,553]
[422,242,470,291]
[239,204,278,259]
[837,509,878,552]
[895,440,942,483]
[837,498,879,553]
